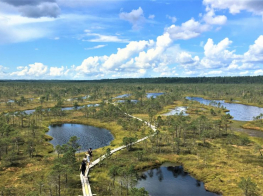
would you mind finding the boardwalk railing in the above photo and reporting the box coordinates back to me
[80,114,157,196]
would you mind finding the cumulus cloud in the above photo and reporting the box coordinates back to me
[10,63,48,77]
[119,7,145,30]
[133,33,173,69]
[200,37,241,69]
[50,66,64,76]
[244,35,263,63]
[254,69,263,75]
[0,0,60,18]
[166,15,177,23]
[203,0,263,16]
[165,18,210,40]
[103,40,154,70]
[203,8,227,25]
[19,3,60,18]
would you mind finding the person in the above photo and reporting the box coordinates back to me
[86,152,90,168]
[88,148,93,164]
[80,158,86,177]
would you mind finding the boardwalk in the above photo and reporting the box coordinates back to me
[80,114,157,196]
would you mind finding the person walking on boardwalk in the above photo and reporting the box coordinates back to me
[88,148,93,164]
[86,152,90,168]
[80,158,86,177]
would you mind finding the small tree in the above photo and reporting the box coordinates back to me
[238,177,258,196]
[130,187,148,196]
[254,144,263,157]
[109,165,118,185]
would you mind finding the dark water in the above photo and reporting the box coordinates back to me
[146,93,164,98]
[136,163,219,196]
[231,126,263,138]
[186,97,263,121]
[22,104,100,115]
[46,124,114,151]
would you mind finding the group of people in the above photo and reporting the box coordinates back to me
[80,148,93,177]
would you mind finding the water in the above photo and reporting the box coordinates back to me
[46,124,114,151]
[231,126,263,138]
[186,97,263,121]
[114,94,131,99]
[146,93,164,98]
[163,106,188,116]
[136,163,219,196]
[116,100,138,103]
[22,104,100,115]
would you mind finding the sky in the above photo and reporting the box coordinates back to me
[0,0,263,80]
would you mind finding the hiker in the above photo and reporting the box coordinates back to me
[86,152,90,168]
[80,158,86,177]
[88,148,93,164]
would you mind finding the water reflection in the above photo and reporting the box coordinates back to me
[186,96,263,121]
[47,123,114,151]
[114,94,131,99]
[146,93,164,98]
[163,106,188,116]
[136,164,219,196]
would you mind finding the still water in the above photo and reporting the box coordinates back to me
[136,163,219,196]
[146,93,164,98]
[163,106,188,116]
[46,123,114,151]
[186,97,263,121]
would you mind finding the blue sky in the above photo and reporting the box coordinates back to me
[0,0,263,79]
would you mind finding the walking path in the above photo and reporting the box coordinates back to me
[80,114,157,196]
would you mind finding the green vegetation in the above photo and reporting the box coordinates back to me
[0,79,263,195]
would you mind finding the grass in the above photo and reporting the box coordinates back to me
[1,94,263,196]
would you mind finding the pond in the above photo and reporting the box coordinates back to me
[136,163,219,196]
[22,104,100,115]
[163,106,188,116]
[146,93,164,98]
[114,94,131,99]
[116,100,138,103]
[46,123,114,151]
[186,97,263,121]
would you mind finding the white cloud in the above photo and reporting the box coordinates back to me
[103,40,154,70]
[75,56,108,76]
[244,35,263,63]
[200,37,241,68]
[204,70,223,75]
[240,71,249,75]
[0,14,52,43]
[203,0,263,16]
[85,45,106,50]
[148,14,155,19]
[254,69,263,75]
[83,32,129,43]
[203,8,227,25]
[119,7,145,30]
[166,15,177,23]
[50,66,65,76]
[165,18,210,40]
[133,33,173,69]
[10,63,48,77]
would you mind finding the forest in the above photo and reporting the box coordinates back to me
[0,78,263,196]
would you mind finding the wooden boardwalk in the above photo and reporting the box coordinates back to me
[80,114,157,196]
